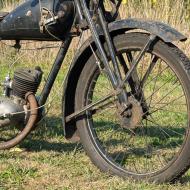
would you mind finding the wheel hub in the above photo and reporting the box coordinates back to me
[119,96,143,129]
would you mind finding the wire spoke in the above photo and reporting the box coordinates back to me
[147,117,182,149]
[142,75,176,105]
[148,94,185,116]
[146,61,162,109]
[150,81,180,109]
[78,43,188,175]
[143,65,169,89]
[140,55,159,88]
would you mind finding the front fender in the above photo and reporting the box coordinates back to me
[62,38,94,142]
[108,18,187,43]
[63,18,186,142]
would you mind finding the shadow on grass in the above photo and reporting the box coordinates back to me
[92,120,186,162]
[94,120,185,148]
[13,117,190,183]
[18,118,185,159]
[94,121,186,138]
[179,175,190,184]
[19,116,82,153]
[20,139,80,153]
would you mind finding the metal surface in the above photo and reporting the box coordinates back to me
[64,35,157,134]
[120,34,157,88]
[80,0,118,88]
[80,0,131,119]
[98,7,128,106]
[0,12,9,21]
[0,0,75,40]
[119,96,143,129]
[13,67,43,99]
[0,97,25,128]
[108,18,187,42]
[65,90,117,123]
[98,7,122,85]
[74,0,84,22]
[0,0,187,145]
[62,38,94,141]
[38,37,72,107]
[0,92,38,150]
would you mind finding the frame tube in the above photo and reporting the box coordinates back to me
[80,0,118,88]
[38,37,72,106]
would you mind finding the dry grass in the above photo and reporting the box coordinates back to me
[1,0,190,64]
[118,0,190,55]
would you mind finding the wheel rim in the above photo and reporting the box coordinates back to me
[85,48,189,176]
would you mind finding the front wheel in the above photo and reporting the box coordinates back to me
[75,33,190,182]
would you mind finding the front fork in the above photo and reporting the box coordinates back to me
[79,0,157,111]
[79,0,129,111]
[66,0,157,123]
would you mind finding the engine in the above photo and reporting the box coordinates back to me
[0,67,43,128]
[12,67,42,99]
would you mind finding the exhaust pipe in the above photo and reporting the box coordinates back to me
[0,92,38,150]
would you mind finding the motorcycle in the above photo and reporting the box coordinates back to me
[0,0,190,183]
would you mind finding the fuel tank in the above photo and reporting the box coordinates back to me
[0,0,75,41]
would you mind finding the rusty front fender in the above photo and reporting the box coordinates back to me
[108,18,187,43]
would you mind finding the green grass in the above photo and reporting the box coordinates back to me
[0,119,190,190]
[1,41,190,189]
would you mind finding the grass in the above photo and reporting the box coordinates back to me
[1,48,189,189]
[1,0,190,189]
[0,120,190,190]
[0,142,190,189]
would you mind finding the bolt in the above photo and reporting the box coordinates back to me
[125,110,132,118]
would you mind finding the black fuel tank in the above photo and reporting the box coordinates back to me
[0,0,75,41]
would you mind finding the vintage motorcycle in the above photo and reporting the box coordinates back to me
[0,0,190,183]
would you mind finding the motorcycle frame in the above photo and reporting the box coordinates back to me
[37,0,157,121]
[38,0,127,110]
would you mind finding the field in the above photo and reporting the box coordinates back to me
[1,0,190,190]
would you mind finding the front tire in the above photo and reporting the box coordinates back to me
[75,33,190,182]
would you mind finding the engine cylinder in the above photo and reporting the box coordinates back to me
[12,67,43,99]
